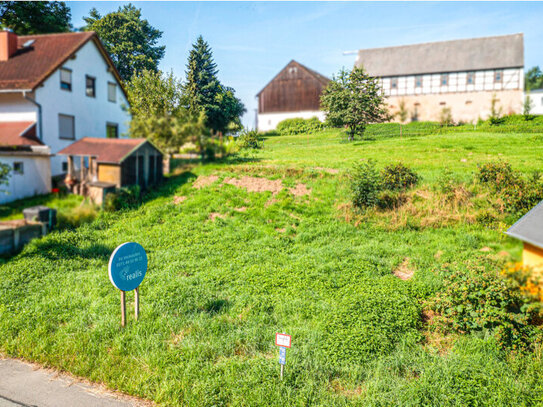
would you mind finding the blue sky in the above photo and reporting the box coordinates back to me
[69,2,543,128]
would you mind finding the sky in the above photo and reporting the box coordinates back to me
[69,1,543,128]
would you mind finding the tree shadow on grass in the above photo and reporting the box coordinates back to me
[141,170,197,206]
[16,239,114,262]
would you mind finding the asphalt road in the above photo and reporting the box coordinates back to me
[0,358,149,407]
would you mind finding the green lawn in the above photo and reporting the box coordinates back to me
[1,129,542,406]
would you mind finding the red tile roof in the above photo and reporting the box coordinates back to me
[0,32,126,97]
[57,137,150,164]
[0,121,42,146]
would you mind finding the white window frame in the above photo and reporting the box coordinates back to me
[108,82,117,103]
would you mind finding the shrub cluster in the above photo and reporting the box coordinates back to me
[104,185,142,212]
[350,160,420,210]
[430,267,541,351]
[237,129,262,149]
[276,117,324,135]
[477,161,543,216]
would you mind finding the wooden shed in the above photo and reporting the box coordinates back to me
[256,60,330,131]
[506,201,543,277]
[58,137,163,204]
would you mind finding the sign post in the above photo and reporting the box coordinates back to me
[108,242,147,327]
[275,332,291,380]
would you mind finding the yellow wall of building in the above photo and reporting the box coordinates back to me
[523,243,543,278]
[98,164,121,188]
[387,90,523,123]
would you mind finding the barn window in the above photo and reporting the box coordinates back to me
[86,75,96,97]
[465,100,472,105]
[108,82,117,103]
[13,162,23,175]
[415,76,422,88]
[59,114,75,140]
[441,74,448,86]
[541,97,543,105]
[106,122,118,138]
[467,72,475,85]
[439,102,446,106]
[60,68,72,91]
[390,78,398,89]
[494,70,503,83]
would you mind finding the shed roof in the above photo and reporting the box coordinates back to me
[57,137,152,164]
[355,33,524,77]
[505,200,543,250]
[0,121,42,146]
[0,31,127,98]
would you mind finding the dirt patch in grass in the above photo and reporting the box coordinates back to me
[173,196,186,205]
[265,198,278,207]
[224,176,284,195]
[480,246,492,252]
[209,212,227,221]
[394,257,415,280]
[289,183,312,197]
[329,379,365,399]
[193,175,219,189]
[276,227,286,233]
[234,207,247,212]
[313,167,340,174]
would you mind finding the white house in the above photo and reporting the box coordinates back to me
[526,89,543,115]
[0,29,130,186]
[0,121,51,204]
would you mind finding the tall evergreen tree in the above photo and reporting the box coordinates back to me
[184,36,245,135]
[184,36,221,121]
[0,1,72,35]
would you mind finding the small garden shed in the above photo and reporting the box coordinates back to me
[506,201,543,275]
[58,137,163,204]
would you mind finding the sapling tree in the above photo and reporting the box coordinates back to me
[320,67,390,140]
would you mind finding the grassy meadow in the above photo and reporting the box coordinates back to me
[1,127,543,405]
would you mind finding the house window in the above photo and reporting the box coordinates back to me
[62,161,68,172]
[494,70,503,83]
[86,75,96,97]
[467,72,475,85]
[13,162,23,175]
[390,77,398,89]
[60,68,72,91]
[106,122,118,138]
[540,96,543,105]
[108,82,117,103]
[415,76,422,88]
[59,114,75,140]
[441,74,448,86]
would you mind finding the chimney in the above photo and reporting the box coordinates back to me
[0,29,18,61]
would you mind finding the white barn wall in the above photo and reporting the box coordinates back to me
[0,152,51,204]
[527,90,543,115]
[35,39,130,176]
[257,110,326,132]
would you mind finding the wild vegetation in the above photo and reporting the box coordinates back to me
[2,125,543,405]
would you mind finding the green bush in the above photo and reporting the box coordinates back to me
[477,161,543,216]
[430,267,540,351]
[350,159,381,209]
[104,185,142,212]
[276,117,324,135]
[350,160,420,210]
[237,129,262,149]
[381,163,420,191]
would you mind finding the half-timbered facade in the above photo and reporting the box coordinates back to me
[355,34,524,123]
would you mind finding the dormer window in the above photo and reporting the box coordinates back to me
[60,68,72,91]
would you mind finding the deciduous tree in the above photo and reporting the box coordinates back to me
[320,67,390,140]
[525,66,543,91]
[83,4,165,81]
[0,1,72,35]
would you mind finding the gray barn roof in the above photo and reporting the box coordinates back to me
[505,200,543,249]
[355,33,524,77]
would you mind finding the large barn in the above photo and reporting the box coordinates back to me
[355,34,525,123]
[256,60,329,131]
